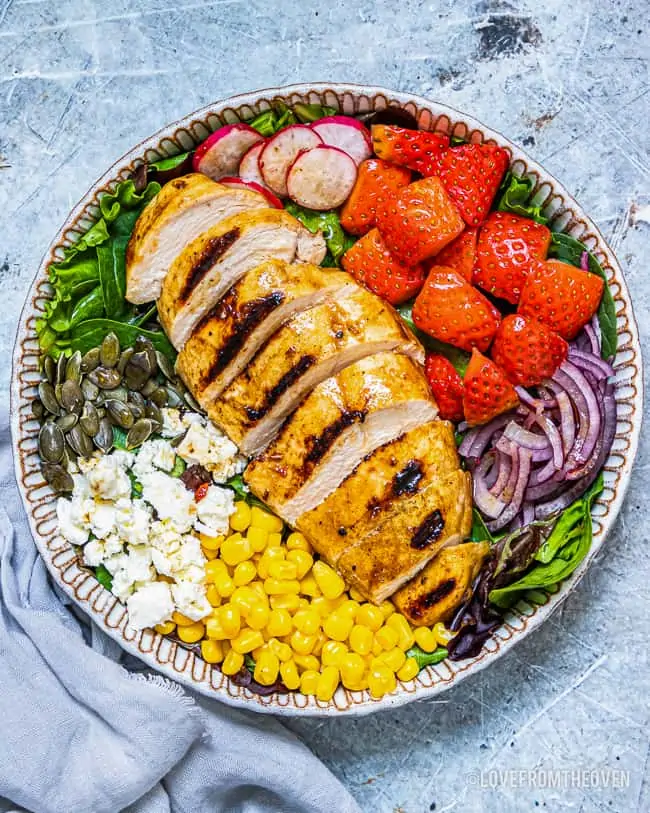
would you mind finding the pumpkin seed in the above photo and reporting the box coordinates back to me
[117,347,135,374]
[55,413,79,432]
[88,367,122,390]
[81,347,101,373]
[41,463,74,493]
[128,391,146,410]
[38,422,65,464]
[38,382,61,416]
[165,387,184,408]
[134,336,157,373]
[32,399,45,420]
[81,378,99,402]
[129,403,145,420]
[65,351,82,383]
[145,402,162,425]
[93,418,114,453]
[184,390,202,411]
[79,401,100,436]
[106,399,135,429]
[100,332,121,368]
[60,380,84,414]
[124,351,153,391]
[150,387,169,407]
[126,418,154,449]
[55,353,68,386]
[44,356,56,384]
[155,350,175,381]
[141,378,159,397]
[68,424,95,458]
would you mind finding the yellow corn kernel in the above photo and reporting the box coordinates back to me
[379,601,395,619]
[267,638,292,662]
[205,584,222,608]
[312,631,327,657]
[293,609,321,636]
[264,578,301,596]
[348,586,365,602]
[233,560,257,587]
[311,596,340,617]
[349,624,374,656]
[299,670,320,696]
[247,525,268,553]
[397,656,420,682]
[316,666,340,702]
[312,561,346,600]
[380,647,407,673]
[206,615,226,640]
[202,546,218,560]
[290,629,317,655]
[340,653,366,688]
[372,639,384,657]
[286,531,312,553]
[293,653,321,672]
[280,659,301,690]
[204,558,228,583]
[219,604,241,638]
[252,643,268,661]
[229,501,252,532]
[375,626,399,651]
[323,612,354,642]
[250,505,283,533]
[286,549,313,579]
[321,640,348,667]
[200,532,224,552]
[222,649,244,676]
[368,664,397,699]
[201,639,224,664]
[355,603,384,632]
[254,650,280,686]
[266,608,293,638]
[268,560,298,580]
[432,622,455,646]
[177,621,205,644]
[414,627,438,653]
[267,532,283,548]
[269,594,301,612]
[299,574,322,598]
[154,620,176,635]
[338,599,360,620]
[257,547,285,579]
[231,628,265,654]
[214,573,235,599]
[172,611,195,627]
[247,603,270,631]
[387,613,416,650]
[221,533,253,567]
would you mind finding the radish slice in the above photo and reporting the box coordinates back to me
[219,176,283,209]
[259,125,323,197]
[239,141,267,187]
[310,116,372,165]
[286,145,358,210]
[193,124,264,181]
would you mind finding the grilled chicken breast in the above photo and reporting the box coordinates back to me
[245,352,438,523]
[206,286,424,457]
[157,209,327,349]
[125,174,268,304]
[175,260,354,402]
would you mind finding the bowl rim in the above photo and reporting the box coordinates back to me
[10,82,643,716]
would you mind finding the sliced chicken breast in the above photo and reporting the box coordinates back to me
[245,352,438,523]
[206,287,424,457]
[175,260,354,402]
[125,174,269,304]
[158,209,327,349]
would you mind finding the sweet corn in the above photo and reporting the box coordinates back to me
[379,601,395,619]
[375,626,399,651]
[154,620,176,635]
[267,638,292,662]
[312,561,346,600]
[247,526,268,553]
[177,621,205,644]
[323,612,354,642]
[257,547,285,579]
[231,629,265,654]
[280,659,301,690]
[247,603,270,631]
[221,533,253,567]
[206,616,226,640]
[264,578,301,595]
[414,627,437,653]
[250,505,283,533]
[219,604,241,638]
[204,559,228,583]
[368,664,397,698]
[201,639,224,664]
[287,549,313,579]
[172,611,195,627]
[316,666,340,702]
[229,501,252,532]
[432,622,455,646]
[214,573,235,598]
[268,560,298,580]
[311,596,340,617]
[290,630,317,655]
[222,649,244,676]
[321,640,348,667]
[338,599,360,620]
[299,574,322,597]
[380,647,406,673]
[254,651,280,686]
[293,609,321,635]
[297,597,311,611]
[299,670,320,695]
[230,586,260,614]
[205,585,221,609]
[356,603,384,632]
[269,594,301,612]
[340,652,366,688]
[200,532,223,552]
[293,653,320,673]
[349,624,374,656]
[250,581,268,601]
[285,531,311,552]
[372,639,384,657]
[233,561,257,586]
[312,631,327,657]
[201,546,218,561]
[267,532,283,548]
[386,613,416,650]
[348,586,365,602]
[397,657,419,682]
[266,608,293,638]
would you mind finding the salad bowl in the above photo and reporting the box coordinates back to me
[10,83,642,716]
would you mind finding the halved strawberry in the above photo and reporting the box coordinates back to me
[490,314,568,386]
[463,349,520,426]
[413,266,501,353]
[439,144,509,226]
[376,176,465,266]
[424,353,465,422]
[518,259,605,340]
[431,227,478,282]
[340,158,411,236]
[371,125,449,176]
[474,212,551,303]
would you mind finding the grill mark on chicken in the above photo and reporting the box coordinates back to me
[410,509,445,549]
[303,409,367,467]
[392,460,424,496]
[179,228,240,302]
[405,579,456,620]
[244,354,316,423]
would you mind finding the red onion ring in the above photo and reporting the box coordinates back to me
[459,413,512,459]
[552,361,601,470]
[503,421,549,451]
[473,452,507,519]
[487,447,532,532]
[555,390,575,457]
[568,348,614,379]
[489,449,512,497]
[531,412,564,469]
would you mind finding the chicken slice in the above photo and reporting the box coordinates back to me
[125,174,269,304]
[245,352,438,524]
[175,259,354,402]
[157,209,327,349]
[206,287,424,457]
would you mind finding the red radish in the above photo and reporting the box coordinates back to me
[311,116,372,165]
[259,124,323,197]
[193,123,264,181]
[219,176,283,209]
[286,145,358,210]
[239,141,267,187]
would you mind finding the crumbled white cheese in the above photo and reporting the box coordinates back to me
[194,485,235,537]
[83,534,124,568]
[89,502,116,540]
[140,471,196,533]
[160,407,185,438]
[132,438,177,479]
[126,582,175,630]
[56,497,90,546]
[171,580,212,622]
[86,455,132,501]
[176,421,245,483]
[114,499,151,547]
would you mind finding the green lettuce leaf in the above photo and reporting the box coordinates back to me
[70,319,175,362]
[406,645,449,671]
[284,202,356,266]
[494,171,548,224]
[94,564,113,590]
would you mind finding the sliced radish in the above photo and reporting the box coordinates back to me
[219,176,283,209]
[259,125,323,197]
[286,145,358,211]
[310,116,372,165]
[238,141,267,187]
[192,124,264,181]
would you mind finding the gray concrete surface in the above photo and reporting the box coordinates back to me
[0,1,648,811]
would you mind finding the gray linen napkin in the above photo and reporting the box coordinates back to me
[0,411,361,813]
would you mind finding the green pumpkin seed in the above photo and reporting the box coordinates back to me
[155,350,176,381]
[165,387,184,408]
[128,391,147,410]
[134,337,157,373]
[55,353,68,386]
[68,424,94,457]
[126,418,154,450]
[60,380,84,414]
[106,399,135,429]
[88,367,122,390]
[81,347,101,373]
[141,378,159,397]
[117,347,135,374]
[150,387,169,407]
[44,356,56,385]
[38,382,61,416]
[41,463,74,493]
[184,390,202,411]
[79,401,100,437]
[55,413,79,432]
[93,418,114,453]
[145,402,163,424]
[65,351,82,384]
[32,399,45,420]
[100,332,121,368]
[38,422,65,464]
[81,378,99,402]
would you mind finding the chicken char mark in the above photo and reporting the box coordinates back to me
[244,354,316,423]
[366,459,425,519]
[405,578,457,621]
[304,409,367,466]
[410,509,445,550]
[179,227,240,302]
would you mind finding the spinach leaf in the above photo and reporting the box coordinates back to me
[94,564,113,590]
[471,509,494,544]
[127,470,143,498]
[396,302,470,375]
[70,286,105,327]
[406,645,448,671]
[248,103,337,137]
[150,153,191,172]
[547,233,617,360]
[494,171,548,225]
[169,456,186,478]
[293,103,338,123]
[284,202,355,265]
[112,426,128,450]
[70,319,175,361]
[97,236,129,320]
[225,473,269,510]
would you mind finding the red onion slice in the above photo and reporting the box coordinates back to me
[515,386,553,412]
[487,447,532,532]
[503,421,549,451]
[580,251,590,271]
[568,348,614,379]
[555,389,575,457]
[489,449,512,497]
[552,361,601,471]
[531,412,564,469]
[473,452,507,519]
[583,322,601,357]
[459,413,512,459]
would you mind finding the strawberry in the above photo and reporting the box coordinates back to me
[371,125,449,176]
[376,176,465,266]
[518,259,605,340]
[463,348,520,426]
[490,314,568,386]
[474,212,551,303]
[341,228,425,305]
[431,227,478,282]
[412,266,501,353]
[439,143,510,226]
[340,158,411,236]
[424,353,465,422]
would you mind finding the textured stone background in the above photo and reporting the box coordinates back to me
[1,1,648,811]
